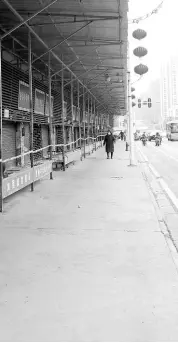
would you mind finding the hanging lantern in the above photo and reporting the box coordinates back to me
[133,46,148,58]
[134,63,148,75]
[131,94,136,99]
[132,29,147,40]
[132,102,136,107]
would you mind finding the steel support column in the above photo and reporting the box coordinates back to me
[48,52,53,180]
[94,100,97,151]
[28,31,34,192]
[91,96,93,153]
[0,40,3,212]
[77,81,82,160]
[128,72,136,167]
[96,109,99,145]
[61,65,65,171]
[83,85,86,158]
[71,74,74,152]
[87,93,90,153]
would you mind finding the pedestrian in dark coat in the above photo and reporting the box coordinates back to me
[120,131,124,140]
[103,130,115,159]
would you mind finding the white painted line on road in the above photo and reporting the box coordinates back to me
[159,178,178,211]
[150,144,178,163]
[148,162,178,211]
[136,146,148,163]
[137,144,178,211]
[149,164,161,179]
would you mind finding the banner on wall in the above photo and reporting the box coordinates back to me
[45,94,54,116]
[18,81,30,111]
[34,89,45,115]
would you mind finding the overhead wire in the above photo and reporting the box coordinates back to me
[129,0,165,24]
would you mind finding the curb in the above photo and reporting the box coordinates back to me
[137,146,178,212]
[137,146,178,272]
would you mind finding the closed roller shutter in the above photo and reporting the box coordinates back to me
[33,124,42,162]
[41,125,49,157]
[56,125,63,153]
[2,122,16,168]
[24,123,30,166]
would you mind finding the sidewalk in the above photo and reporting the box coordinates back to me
[1,142,178,341]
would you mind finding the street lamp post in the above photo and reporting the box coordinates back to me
[128,72,136,166]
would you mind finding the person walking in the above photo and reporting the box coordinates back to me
[120,130,124,141]
[103,130,115,159]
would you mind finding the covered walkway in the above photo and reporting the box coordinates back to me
[1,142,178,341]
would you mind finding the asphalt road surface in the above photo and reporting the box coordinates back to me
[139,138,178,199]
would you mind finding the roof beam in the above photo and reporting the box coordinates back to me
[1,0,59,39]
[30,16,121,26]
[32,20,93,64]
[1,0,110,113]
[66,42,123,47]
[64,63,102,87]
[8,11,121,19]
[51,47,100,77]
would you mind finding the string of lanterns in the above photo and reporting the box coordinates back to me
[130,28,148,107]
[129,0,165,24]
[133,28,148,76]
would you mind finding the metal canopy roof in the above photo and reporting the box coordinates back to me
[0,0,128,116]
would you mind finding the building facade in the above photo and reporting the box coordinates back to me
[160,56,178,125]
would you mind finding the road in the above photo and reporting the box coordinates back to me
[138,138,178,199]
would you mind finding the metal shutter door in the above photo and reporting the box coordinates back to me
[41,125,49,157]
[2,122,16,168]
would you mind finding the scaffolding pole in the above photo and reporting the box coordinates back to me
[77,81,82,160]
[87,93,90,154]
[48,52,53,180]
[71,74,74,151]
[94,100,97,151]
[128,72,136,166]
[83,85,86,158]
[0,40,3,212]
[61,64,65,171]
[28,31,34,192]
[91,96,93,152]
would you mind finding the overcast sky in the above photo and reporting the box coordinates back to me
[129,0,178,95]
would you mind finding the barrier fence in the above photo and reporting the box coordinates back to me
[1,134,105,201]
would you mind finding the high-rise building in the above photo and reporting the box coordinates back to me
[160,56,178,124]
[113,115,125,130]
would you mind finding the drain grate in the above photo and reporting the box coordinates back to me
[111,176,123,180]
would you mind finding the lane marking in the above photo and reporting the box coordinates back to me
[137,145,178,271]
[149,144,178,163]
[159,178,178,210]
[137,144,178,211]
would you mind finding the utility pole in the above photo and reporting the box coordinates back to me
[128,72,136,167]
